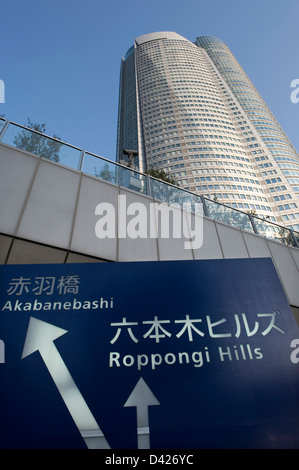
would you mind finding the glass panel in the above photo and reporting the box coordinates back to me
[0,117,5,134]
[149,178,203,214]
[149,178,178,204]
[118,165,147,194]
[149,177,173,203]
[0,123,81,169]
[82,153,118,184]
[253,217,296,247]
[204,198,254,232]
[178,192,204,215]
[82,154,147,193]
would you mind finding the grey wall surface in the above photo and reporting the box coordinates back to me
[1,143,299,318]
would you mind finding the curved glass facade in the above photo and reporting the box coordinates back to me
[117,32,299,228]
[196,35,299,230]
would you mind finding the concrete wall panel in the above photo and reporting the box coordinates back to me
[216,223,249,259]
[71,175,118,261]
[118,189,159,261]
[0,234,13,264]
[0,145,38,234]
[290,247,299,272]
[243,232,272,258]
[156,206,193,261]
[194,218,223,259]
[267,240,299,307]
[7,239,66,264]
[17,160,80,248]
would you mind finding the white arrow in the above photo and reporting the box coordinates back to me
[21,316,110,449]
[124,377,160,449]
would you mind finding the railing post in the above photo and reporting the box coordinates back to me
[77,150,85,172]
[147,175,151,197]
[201,196,209,217]
[248,213,258,234]
[0,120,10,140]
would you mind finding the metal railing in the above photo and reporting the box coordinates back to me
[1,116,299,249]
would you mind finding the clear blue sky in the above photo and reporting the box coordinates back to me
[1,0,299,161]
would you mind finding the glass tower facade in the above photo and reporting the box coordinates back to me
[116,32,299,229]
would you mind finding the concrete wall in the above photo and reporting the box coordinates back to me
[1,143,299,318]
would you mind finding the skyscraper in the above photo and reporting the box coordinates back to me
[116,31,299,230]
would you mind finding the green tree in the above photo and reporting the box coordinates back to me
[144,166,178,186]
[94,162,116,183]
[13,119,63,162]
[145,165,183,204]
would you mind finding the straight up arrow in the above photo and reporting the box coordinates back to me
[124,377,160,449]
[21,316,110,449]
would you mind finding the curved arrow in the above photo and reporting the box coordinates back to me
[124,377,160,449]
[21,316,110,449]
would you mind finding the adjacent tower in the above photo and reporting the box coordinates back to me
[116,31,299,229]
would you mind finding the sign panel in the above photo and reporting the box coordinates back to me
[0,258,299,449]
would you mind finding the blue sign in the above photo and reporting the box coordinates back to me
[0,258,299,449]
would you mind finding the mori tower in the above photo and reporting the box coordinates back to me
[116,32,299,230]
